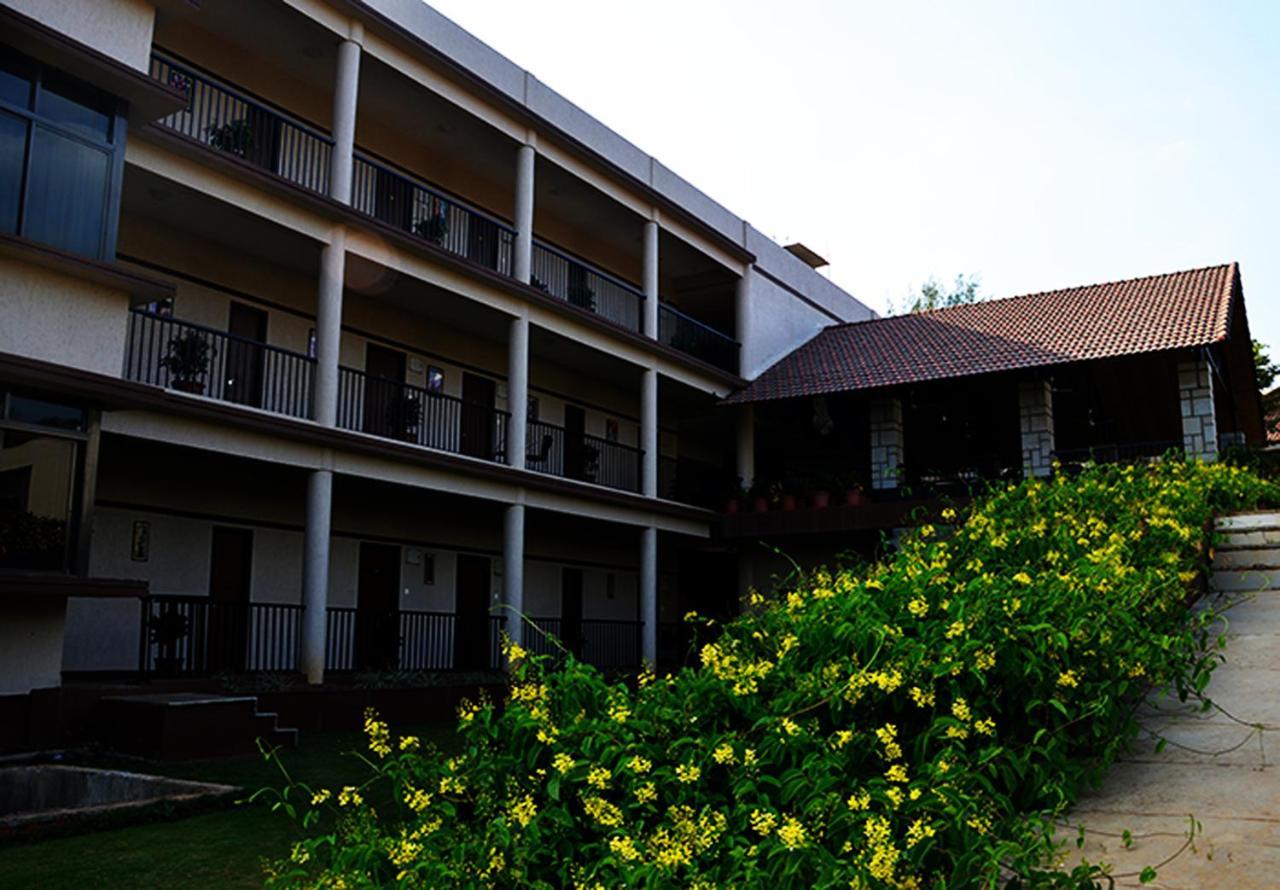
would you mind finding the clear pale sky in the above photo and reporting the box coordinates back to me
[428,0,1279,349]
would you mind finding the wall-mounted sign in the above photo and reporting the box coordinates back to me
[131,520,150,562]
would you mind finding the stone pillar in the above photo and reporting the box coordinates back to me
[300,468,332,684]
[328,29,362,205]
[736,404,755,491]
[503,503,525,649]
[734,269,751,378]
[639,525,657,666]
[641,368,658,498]
[869,397,904,490]
[1018,379,1055,477]
[1179,356,1218,461]
[513,144,535,284]
[507,316,529,469]
[314,229,346,427]
[643,219,659,339]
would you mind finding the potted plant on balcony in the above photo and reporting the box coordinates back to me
[748,480,771,513]
[148,603,191,677]
[385,391,423,442]
[414,211,449,245]
[207,118,254,158]
[809,473,834,510]
[159,330,213,394]
[841,473,868,507]
[779,476,800,512]
[723,477,747,514]
[567,284,596,312]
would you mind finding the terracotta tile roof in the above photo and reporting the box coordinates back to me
[727,263,1240,404]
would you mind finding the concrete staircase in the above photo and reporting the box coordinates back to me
[100,693,298,760]
[1065,510,1280,888]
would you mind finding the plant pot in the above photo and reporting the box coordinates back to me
[781,494,798,512]
[811,491,831,509]
[171,378,204,394]
[845,489,867,507]
[724,499,740,514]
[752,497,770,513]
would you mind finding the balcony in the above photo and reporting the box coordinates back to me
[145,54,740,374]
[526,419,643,493]
[138,595,641,674]
[124,310,315,418]
[335,365,510,463]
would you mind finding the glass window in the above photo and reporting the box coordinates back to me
[0,429,79,571]
[24,126,109,256]
[0,53,33,110]
[0,110,24,234]
[38,72,111,142]
[7,395,86,431]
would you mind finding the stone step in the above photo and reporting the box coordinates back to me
[1216,528,1280,549]
[1214,512,1280,531]
[1211,568,1280,592]
[1212,548,1280,569]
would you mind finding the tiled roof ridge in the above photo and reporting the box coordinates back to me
[825,261,1239,331]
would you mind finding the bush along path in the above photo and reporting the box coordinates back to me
[1061,509,1280,888]
[258,461,1279,888]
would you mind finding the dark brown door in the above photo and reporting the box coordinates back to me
[363,344,407,440]
[561,567,584,659]
[225,303,267,408]
[242,105,282,173]
[460,373,496,459]
[207,526,253,673]
[465,215,500,270]
[372,164,414,233]
[356,542,401,670]
[454,554,491,670]
[564,404,586,480]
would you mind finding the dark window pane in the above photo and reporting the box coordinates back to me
[24,126,109,256]
[38,73,111,141]
[0,430,78,571]
[0,110,24,234]
[0,51,33,109]
[7,395,86,430]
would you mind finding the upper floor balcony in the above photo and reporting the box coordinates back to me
[144,52,740,374]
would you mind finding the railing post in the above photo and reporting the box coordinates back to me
[329,25,362,204]
[643,219,659,338]
[513,143,535,284]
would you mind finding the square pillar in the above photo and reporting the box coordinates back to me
[736,404,755,491]
[1179,357,1218,461]
[869,397,903,490]
[1018,379,1055,477]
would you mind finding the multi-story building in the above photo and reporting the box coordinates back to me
[0,0,875,695]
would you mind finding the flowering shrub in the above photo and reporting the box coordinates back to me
[262,461,1276,888]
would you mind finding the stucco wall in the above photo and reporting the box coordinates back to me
[0,256,132,377]
[3,0,156,72]
[0,598,67,694]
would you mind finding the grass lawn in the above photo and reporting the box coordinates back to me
[0,724,456,889]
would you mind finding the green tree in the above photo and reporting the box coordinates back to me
[894,273,982,314]
[1254,340,1278,391]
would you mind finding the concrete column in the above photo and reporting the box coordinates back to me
[643,219,659,339]
[328,33,362,205]
[503,503,525,649]
[639,525,657,666]
[734,269,751,378]
[736,404,755,491]
[1179,356,1219,461]
[513,144,535,284]
[1018,379,1055,478]
[507,316,529,469]
[300,468,333,684]
[313,230,346,427]
[642,368,658,498]
[869,397,904,490]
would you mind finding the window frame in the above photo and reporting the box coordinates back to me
[0,45,127,260]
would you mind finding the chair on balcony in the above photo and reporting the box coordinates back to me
[527,434,554,465]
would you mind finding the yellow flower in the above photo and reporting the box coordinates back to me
[951,698,972,722]
[777,816,807,849]
[907,597,929,618]
[1012,571,1032,585]
[749,809,777,836]
[712,744,736,764]
[398,735,419,751]
[582,796,623,827]
[508,793,537,827]
[609,835,642,862]
[885,763,908,783]
[886,787,904,807]
[833,729,854,748]
[337,786,363,807]
[743,748,758,767]
[608,703,631,724]
[974,649,996,671]
[310,788,331,805]
[945,620,966,639]
[846,790,871,811]
[905,818,936,848]
[909,686,935,708]
[1058,670,1080,688]
[675,763,701,784]
[587,767,612,790]
[634,781,657,804]
[974,717,996,736]
[552,752,575,774]
[941,507,956,521]
[628,755,652,774]
[779,718,800,737]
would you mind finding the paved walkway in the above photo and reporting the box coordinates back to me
[1067,511,1280,888]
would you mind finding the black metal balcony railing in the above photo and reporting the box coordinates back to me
[125,310,315,419]
[530,241,645,332]
[657,455,732,509]
[351,153,515,276]
[140,597,639,674]
[1053,440,1185,466]
[150,53,333,196]
[659,303,739,373]
[336,366,509,462]
[526,419,642,493]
